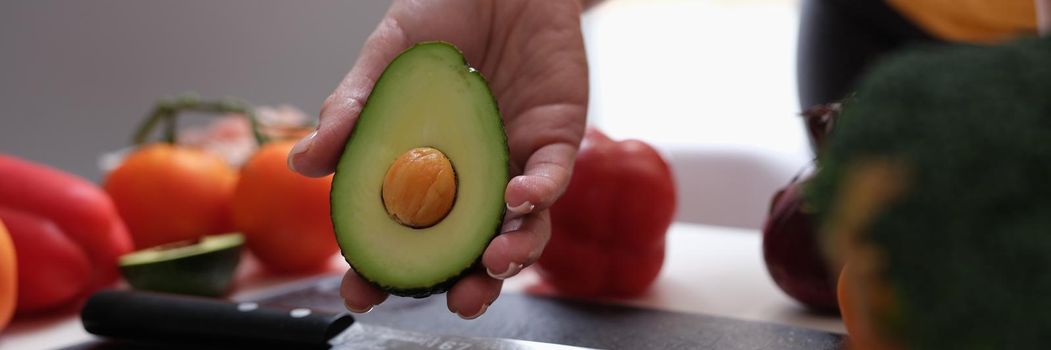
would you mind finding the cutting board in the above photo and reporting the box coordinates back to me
[269,277,844,349]
[65,276,845,349]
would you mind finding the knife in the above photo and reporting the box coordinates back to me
[81,290,596,350]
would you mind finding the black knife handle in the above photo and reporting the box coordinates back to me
[81,289,353,348]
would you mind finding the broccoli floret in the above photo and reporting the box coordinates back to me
[811,36,1051,349]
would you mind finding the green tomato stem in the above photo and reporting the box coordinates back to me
[132,93,268,147]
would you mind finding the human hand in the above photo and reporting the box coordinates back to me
[287,0,588,319]
[1039,0,1051,34]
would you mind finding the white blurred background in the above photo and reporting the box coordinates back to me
[0,0,810,230]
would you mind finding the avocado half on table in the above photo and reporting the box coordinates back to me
[119,233,244,297]
[331,42,509,297]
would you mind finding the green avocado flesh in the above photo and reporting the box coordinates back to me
[119,233,243,297]
[331,42,509,297]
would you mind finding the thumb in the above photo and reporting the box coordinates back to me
[288,15,411,177]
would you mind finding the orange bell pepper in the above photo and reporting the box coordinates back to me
[0,220,16,330]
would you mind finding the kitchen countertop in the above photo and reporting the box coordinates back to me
[0,222,844,350]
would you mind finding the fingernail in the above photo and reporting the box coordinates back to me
[287,130,318,172]
[487,262,524,280]
[458,303,490,320]
[344,300,374,314]
[506,201,534,215]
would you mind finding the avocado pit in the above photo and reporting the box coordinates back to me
[381,147,457,228]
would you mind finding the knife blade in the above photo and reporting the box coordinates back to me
[81,290,596,350]
[332,322,592,350]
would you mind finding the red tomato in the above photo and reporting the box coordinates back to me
[232,141,338,273]
[537,128,677,297]
[0,208,92,313]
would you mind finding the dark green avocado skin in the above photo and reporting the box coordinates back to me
[361,263,469,298]
[120,245,242,297]
[331,41,509,298]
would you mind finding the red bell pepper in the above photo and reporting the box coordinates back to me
[0,208,92,312]
[537,128,677,297]
[0,154,132,312]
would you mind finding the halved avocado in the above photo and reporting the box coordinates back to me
[331,42,509,297]
[119,233,243,297]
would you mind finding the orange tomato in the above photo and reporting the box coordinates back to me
[0,219,16,331]
[105,144,237,249]
[232,141,337,273]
